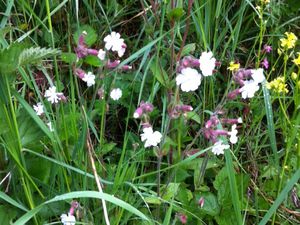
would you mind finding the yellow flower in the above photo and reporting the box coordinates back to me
[266,76,288,93]
[228,61,240,71]
[261,0,270,4]
[291,72,298,80]
[280,32,298,49]
[292,53,300,65]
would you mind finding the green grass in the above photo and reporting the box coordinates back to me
[0,0,300,224]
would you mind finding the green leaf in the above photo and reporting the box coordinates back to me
[13,191,149,225]
[0,205,17,225]
[74,25,98,47]
[181,43,196,57]
[60,52,77,64]
[84,55,104,67]
[167,8,185,21]
[197,192,220,216]
[18,47,61,67]
[161,183,180,201]
[259,169,300,225]
[144,196,161,205]
[186,111,201,124]
[0,43,27,74]
[0,192,28,212]
[150,59,169,87]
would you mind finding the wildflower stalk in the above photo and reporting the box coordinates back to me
[86,131,111,225]
[176,0,193,62]
[255,5,266,68]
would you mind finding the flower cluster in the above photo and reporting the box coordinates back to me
[133,101,162,148]
[73,31,131,99]
[280,32,297,49]
[133,101,154,118]
[60,201,78,225]
[228,61,240,72]
[261,44,272,70]
[33,85,66,132]
[176,51,218,92]
[169,104,193,119]
[293,53,300,66]
[204,115,242,155]
[266,76,288,94]
[227,68,265,99]
[140,126,162,148]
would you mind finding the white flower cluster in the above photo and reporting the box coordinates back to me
[240,68,265,99]
[176,51,216,92]
[104,31,126,57]
[140,127,162,148]
[61,213,76,225]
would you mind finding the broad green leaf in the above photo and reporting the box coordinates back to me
[74,25,97,47]
[60,52,77,64]
[84,55,104,67]
[197,192,220,216]
[161,183,180,201]
[0,43,27,74]
[186,111,201,124]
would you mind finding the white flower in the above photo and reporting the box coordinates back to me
[47,122,54,132]
[239,80,260,99]
[104,31,126,57]
[61,213,76,225]
[98,49,106,60]
[33,102,44,116]
[228,124,238,144]
[251,68,265,84]
[140,127,162,148]
[82,72,95,87]
[199,51,216,76]
[45,86,63,104]
[212,141,230,155]
[176,67,202,92]
[110,88,122,100]
[237,117,243,123]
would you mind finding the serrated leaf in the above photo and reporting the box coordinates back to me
[60,52,77,64]
[74,25,97,47]
[18,47,61,67]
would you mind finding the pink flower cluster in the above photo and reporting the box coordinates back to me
[133,101,154,118]
[169,104,193,119]
[73,32,132,88]
[227,68,265,100]
[204,115,242,155]
[261,44,272,69]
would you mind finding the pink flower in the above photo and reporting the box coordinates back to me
[263,44,272,53]
[198,197,205,208]
[261,58,269,69]
[178,213,187,224]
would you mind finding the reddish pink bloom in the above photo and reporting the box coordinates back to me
[198,197,205,208]
[178,213,187,224]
